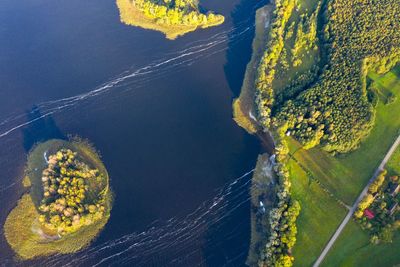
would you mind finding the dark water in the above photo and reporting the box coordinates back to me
[0,0,266,265]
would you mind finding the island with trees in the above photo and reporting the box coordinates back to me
[4,138,112,260]
[116,0,225,40]
[235,0,400,266]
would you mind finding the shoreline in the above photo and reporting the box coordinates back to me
[116,0,224,40]
[231,4,277,265]
[232,4,273,135]
[4,139,112,260]
[246,153,277,266]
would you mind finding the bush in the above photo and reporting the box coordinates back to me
[354,193,376,219]
[368,170,386,194]
[385,92,397,105]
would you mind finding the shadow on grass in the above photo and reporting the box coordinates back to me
[392,64,400,78]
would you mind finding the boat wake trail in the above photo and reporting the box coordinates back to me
[34,169,256,267]
[0,4,265,265]
[0,19,254,141]
[0,16,258,195]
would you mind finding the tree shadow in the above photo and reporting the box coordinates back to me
[22,106,65,152]
[393,64,400,78]
[223,0,267,98]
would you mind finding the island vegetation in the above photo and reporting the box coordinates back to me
[234,0,400,265]
[116,0,224,39]
[4,138,112,260]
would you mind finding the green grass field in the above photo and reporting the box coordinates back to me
[288,157,347,267]
[242,0,399,264]
[387,136,400,176]
[289,66,400,266]
[322,104,400,266]
[288,67,400,205]
[322,221,400,266]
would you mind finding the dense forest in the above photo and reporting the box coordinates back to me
[38,149,108,235]
[256,0,400,153]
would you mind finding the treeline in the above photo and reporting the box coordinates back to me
[133,0,224,26]
[355,170,386,218]
[259,138,301,267]
[255,1,305,265]
[271,0,400,153]
[255,0,296,127]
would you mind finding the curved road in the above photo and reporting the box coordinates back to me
[313,134,400,267]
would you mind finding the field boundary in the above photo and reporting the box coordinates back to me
[313,134,400,267]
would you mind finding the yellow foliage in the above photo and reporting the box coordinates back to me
[116,0,224,39]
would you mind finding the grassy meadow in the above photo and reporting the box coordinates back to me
[4,194,110,260]
[387,143,400,176]
[322,220,400,267]
[288,157,347,267]
[289,66,400,266]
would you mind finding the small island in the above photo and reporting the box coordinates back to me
[4,138,112,260]
[116,0,225,40]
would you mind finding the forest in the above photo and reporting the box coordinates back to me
[256,0,400,153]
[38,149,108,235]
[254,0,400,265]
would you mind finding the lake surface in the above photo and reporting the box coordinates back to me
[0,0,266,265]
